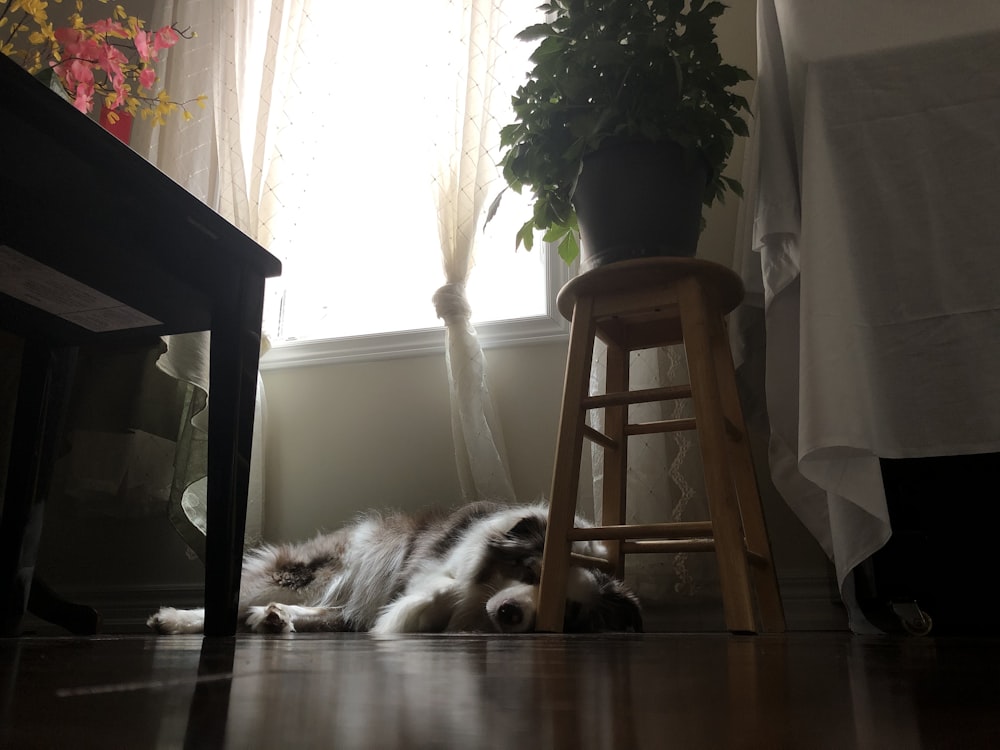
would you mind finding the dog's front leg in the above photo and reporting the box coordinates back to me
[370,579,458,634]
[147,607,206,634]
[246,604,349,633]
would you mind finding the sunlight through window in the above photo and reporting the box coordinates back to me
[263,1,547,344]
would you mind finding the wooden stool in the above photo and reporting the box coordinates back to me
[536,258,785,633]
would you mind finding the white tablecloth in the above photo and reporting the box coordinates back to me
[740,1,1000,631]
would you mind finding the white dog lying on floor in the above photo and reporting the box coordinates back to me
[148,500,642,635]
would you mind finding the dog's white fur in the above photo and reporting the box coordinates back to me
[148,500,642,635]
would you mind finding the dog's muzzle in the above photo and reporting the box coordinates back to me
[496,601,524,628]
[486,585,536,633]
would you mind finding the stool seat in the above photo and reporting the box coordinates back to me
[537,258,785,633]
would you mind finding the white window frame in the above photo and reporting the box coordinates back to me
[259,246,573,370]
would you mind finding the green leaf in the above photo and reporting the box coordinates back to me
[516,219,536,251]
[542,224,568,242]
[721,175,743,197]
[529,36,569,64]
[729,116,749,138]
[557,231,580,265]
[703,2,727,20]
[516,23,556,42]
[483,188,507,229]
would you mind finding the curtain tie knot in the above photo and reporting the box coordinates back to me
[433,282,471,323]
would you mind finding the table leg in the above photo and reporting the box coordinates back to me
[203,271,265,637]
[0,340,75,636]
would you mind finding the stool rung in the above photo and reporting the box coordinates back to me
[622,539,716,554]
[583,384,692,409]
[570,552,614,572]
[582,424,617,448]
[625,418,697,436]
[567,521,714,541]
[747,551,770,568]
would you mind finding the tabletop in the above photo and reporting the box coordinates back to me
[0,53,281,345]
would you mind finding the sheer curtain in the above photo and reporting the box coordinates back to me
[130,0,285,552]
[430,0,523,502]
[136,0,529,544]
[588,346,722,629]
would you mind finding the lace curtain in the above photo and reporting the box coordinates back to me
[131,0,532,548]
[129,0,283,552]
[429,0,524,502]
[588,346,722,630]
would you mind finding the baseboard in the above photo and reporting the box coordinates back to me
[778,573,849,632]
[20,582,204,635]
[640,572,848,633]
[19,574,848,635]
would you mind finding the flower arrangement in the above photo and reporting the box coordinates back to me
[0,0,205,126]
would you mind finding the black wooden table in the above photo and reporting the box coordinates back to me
[0,54,281,636]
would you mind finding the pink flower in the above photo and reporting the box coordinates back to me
[138,66,156,90]
[88,19,128,37]
[54,27,98,62]
[154,26,180,52]
[36,17,201,125]
[72,83,95,113]
[134,30,152,62]
[95,40,128,76]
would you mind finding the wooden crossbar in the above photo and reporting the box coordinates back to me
[625,418,697,436]
[582,424,617,448]
[567,521,714,541]
[622,539,716,554]
[582,384,693,409]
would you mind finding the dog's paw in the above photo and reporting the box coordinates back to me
[147,607,205,635]
[246,603,296,634]
[371,590,454,634]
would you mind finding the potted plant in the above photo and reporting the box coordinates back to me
[492,0,751,270]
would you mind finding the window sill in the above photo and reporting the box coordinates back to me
[259,312,570,370]
[260,255,574,370]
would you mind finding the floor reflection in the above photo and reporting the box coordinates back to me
[183,637,237,749]
[1,633,997,749]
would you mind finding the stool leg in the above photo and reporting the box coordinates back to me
[537,295,598,633]
[601,338,629,577]
[714,320,786,632]
[677,278,757,633]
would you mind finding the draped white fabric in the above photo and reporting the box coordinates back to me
[738,0,1000,632]
[135,0,530,525]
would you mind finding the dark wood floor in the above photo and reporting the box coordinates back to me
[2,632,999,749]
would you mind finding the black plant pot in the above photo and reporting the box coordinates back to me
[571,140,708,272]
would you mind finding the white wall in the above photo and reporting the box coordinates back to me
[261,340,569,540]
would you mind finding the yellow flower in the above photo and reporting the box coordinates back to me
[12,1,51,21]
[28,21,55,44]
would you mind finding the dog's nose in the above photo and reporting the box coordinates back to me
[497,601,523,627]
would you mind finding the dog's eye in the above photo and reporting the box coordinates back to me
[519,565,538,585]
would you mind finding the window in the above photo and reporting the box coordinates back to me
[256,0,564,368]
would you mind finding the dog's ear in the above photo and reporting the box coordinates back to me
[621,592,644,633]
[505,515,545,544]
[488,514,546,557]
[610,583,644,633]
[587,574,644,633]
